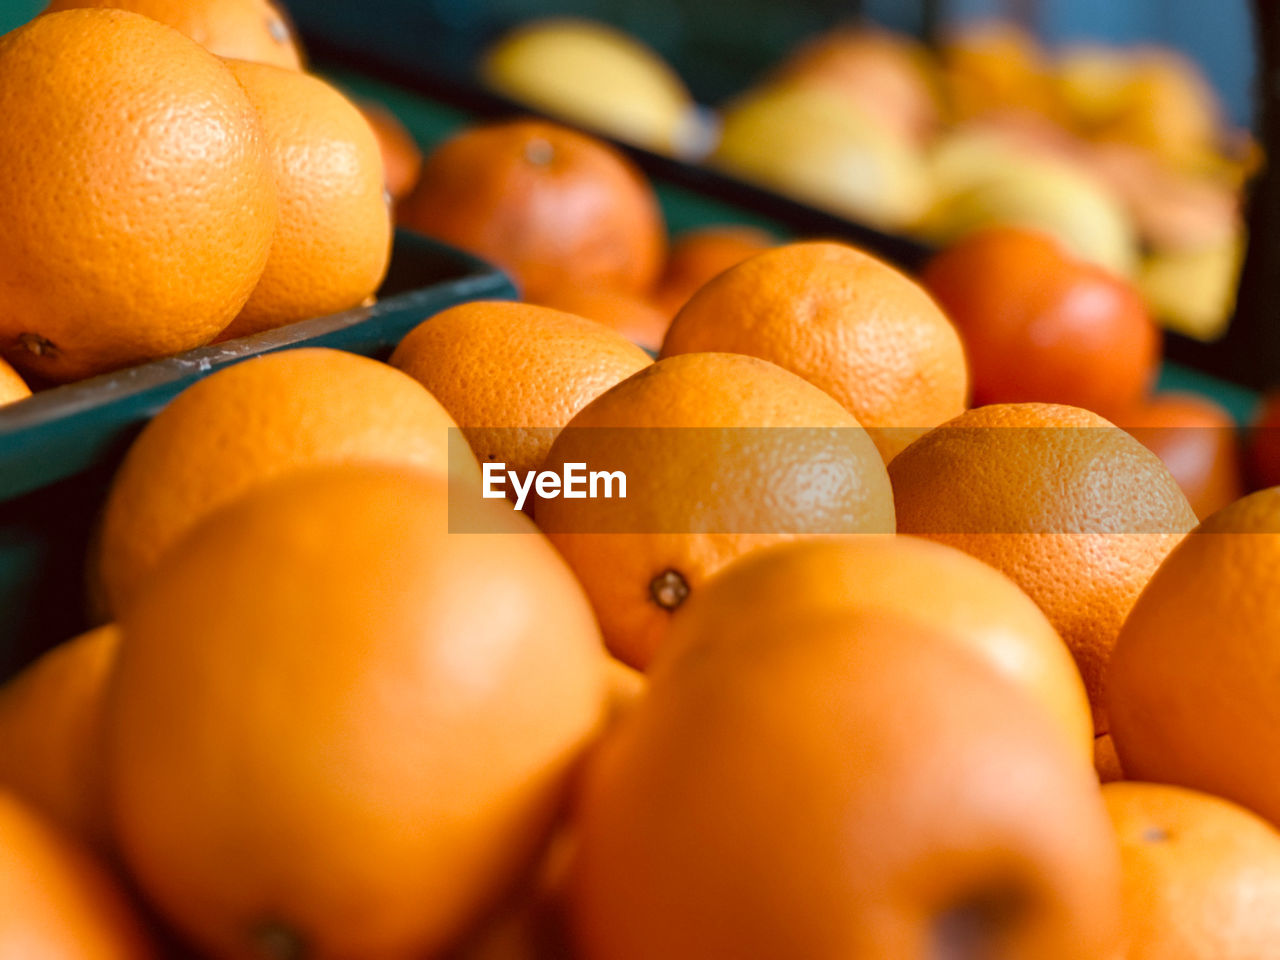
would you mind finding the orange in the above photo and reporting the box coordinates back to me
[649,225,776,318]
[389,301,652,480]
[660,241,969,461]
[96,347,473,617]
[664,536,1092,763]
[923,227,1159,419]
[568,611,1121,960]
[890,402,1197,732]
[217,61,391,340]
[0,791,155,958]
[43,0,304,69]
[106,464,608,959]
[0,625,118,850]
[0,357,30,405]
[1119,392,1243,520]
[0,10,278,382]
[536,352,894,669]
[532,286,672,354]
[769,27,941,145]
[1094,735,1124,784]
[942,21,1058,124]
[1247,390,1280,490]
[1107,487,1280,825]
[398,119,665,301]
[359,99,423,202]
[1105,781,1280,959]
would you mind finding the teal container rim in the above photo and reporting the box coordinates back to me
[0,229,516,503]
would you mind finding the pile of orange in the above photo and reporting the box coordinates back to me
[5,4,1280,960]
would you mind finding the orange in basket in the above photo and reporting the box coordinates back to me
[398,119,665,302]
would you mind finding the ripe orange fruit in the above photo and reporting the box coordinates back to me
[0,356,31,405]
[664,536,1092,763]
[660,241,969,461]
[536,352,895,669]
[923,227,1159,418]
[96,347,472,617]
[649,225,775,318]
[43,0,304,69]
[1094,735,1124,783]
[0,791,155,958]
[0,626,118,850]
[532,286,672,354]
[0,9,278,382]
[106,465,608,959]
[1105,781,1280,959]
[398,119,665,302]
[890,402,1197,732]
[1120,392,1243,520]
[1107,486,1280,825]
[1247,390,1280,490]
[390,301,652,480]
[569,611,1121,960]
[359,99,423,202]
[217,61,391,340]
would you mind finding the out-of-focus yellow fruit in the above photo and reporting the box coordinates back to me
[941,21,1058,123]
[481,18,695,155]
[923,152,1137,276]
[1054,46,1136,135]
[711,82,932,231]
[769,27,942,145]
[1139,237,1243,341]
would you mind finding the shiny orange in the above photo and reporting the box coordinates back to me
[0,626,119,849]
[359,99,424,202]
[1108,486,1280,826]
[661,241,969,461]
[890,402,1197,732]
[43,0,304,69]
[218,61,391,340]
[106,465,608,959]
[0,9,278,382]
[0,791,155,958]
[536,352,894,669]
[1119,392,1243,520]
[1105,782,1280,959]
[923,227,1159,419]
[663,536,1092,763]
[96,347,472,617]
[569,611,1121,960]
[399,119,665,302]
[649,225,775,318]
[389,301,651,480]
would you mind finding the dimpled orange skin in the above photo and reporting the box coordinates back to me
[660,241,969,462]
[0,625,119,850]
[1094,735,1124,784]
[1104,782,1280,960]
[568,611,1121,960]
[0,10,278,382]
[1107,487,1280,827]
[889,403,1196,734]
[0,357,30,405]
[106,466,608,960]
[533,286,673,354]
[0,792,156,959]
[96,347,474,618]
[649,225,776,318]
[218,61,391,340]
[536,352,895,670]
[661,536,1093,764]
[398,119,665,302]
[43,0,304,69]
[390,301,652,479]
